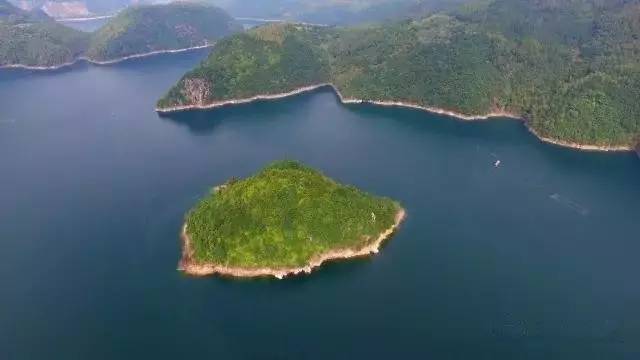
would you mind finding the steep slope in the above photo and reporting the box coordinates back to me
[158,0,640,149]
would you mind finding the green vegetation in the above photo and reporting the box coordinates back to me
[159,0,640,148]
[185,160,402,268]
[0,21,88,66]
[211,0,468,25]
[0,0,88,67]
[0,2,240,67]
[86,2,242,61]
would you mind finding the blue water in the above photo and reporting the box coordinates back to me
[1,50,639,359]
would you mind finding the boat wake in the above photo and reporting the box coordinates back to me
[549,193,589,216]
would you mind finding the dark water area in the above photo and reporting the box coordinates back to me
[1,51,640,359]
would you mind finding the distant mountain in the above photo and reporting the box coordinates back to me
[0,0,49,21]
[86,2,241,61]
[9,0,465,22]
[0,2,240,67]
[158,0,640,149]
[7,0,169,18]
[208,0,469,25]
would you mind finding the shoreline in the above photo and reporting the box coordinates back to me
[0,44,214,71]
[179,207,406,279]
[156,83,635,153]
[56,14,115,22]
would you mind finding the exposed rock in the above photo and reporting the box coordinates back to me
[180,77,211,106]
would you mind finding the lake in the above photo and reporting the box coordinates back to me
[1,50,639,359]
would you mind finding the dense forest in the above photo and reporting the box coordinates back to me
[0,0,88,66]
[184,160,401,269]
[159,0,640,148]
[86,3,241,61]
[0,2,240,67]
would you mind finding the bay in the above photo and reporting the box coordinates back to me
[1,50,639,359]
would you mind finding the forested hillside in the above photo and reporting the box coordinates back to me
[159,0,640,148]
[86,3,242,61]
[0,0,88,66]
[210,0,469,25]
[0,2,240,67]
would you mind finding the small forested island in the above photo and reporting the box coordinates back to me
[157,0,640,151]
[0,1,241,68]
[180,161,405,279]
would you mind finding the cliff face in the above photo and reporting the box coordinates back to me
[180,78,212,107]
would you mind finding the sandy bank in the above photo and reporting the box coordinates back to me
[0,44,214,71]
[179,207,406,279]
[156,83,635,153]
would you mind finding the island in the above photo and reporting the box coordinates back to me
[157,0,640,152]
[179,160,405,279]
[0,1,241,69]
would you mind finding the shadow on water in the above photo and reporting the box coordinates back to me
[158,88,334,134]
[158,109,228,134]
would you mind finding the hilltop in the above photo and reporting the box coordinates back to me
[180,160,405,278]
[158,0,640,150]
[86,3,242,62]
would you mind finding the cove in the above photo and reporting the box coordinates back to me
[1,50,639,359]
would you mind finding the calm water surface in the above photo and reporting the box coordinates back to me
[1,50,639,359]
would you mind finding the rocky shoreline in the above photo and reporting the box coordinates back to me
[156,84,334,113]
[525,124,633,152]
[156,83,636,153]
[179,208,406,279]
[0,44,214,71]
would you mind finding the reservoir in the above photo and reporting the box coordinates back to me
[1,50,639,359]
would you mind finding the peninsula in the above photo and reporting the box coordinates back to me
[0,2,241,69]
[157,0,640,151]
[180,160,405,279]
